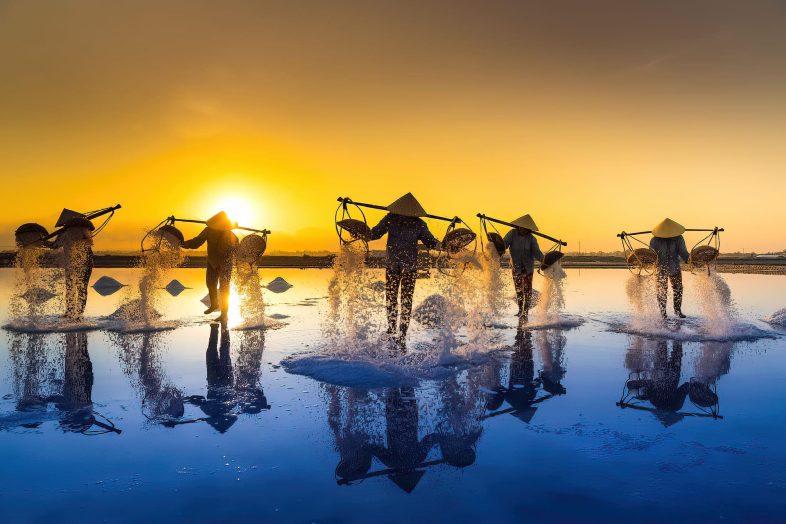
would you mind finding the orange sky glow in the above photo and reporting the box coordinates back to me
[2,1,785,253]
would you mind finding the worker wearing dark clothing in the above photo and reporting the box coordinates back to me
[503,214,544,320]
[369,193,440,346]
[53,218,95,321]
[182,211,238,320]
[649,218,690,319]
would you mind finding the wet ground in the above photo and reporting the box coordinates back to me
[1,267,786,523]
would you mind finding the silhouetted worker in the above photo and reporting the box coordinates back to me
[503,214,543,320]
[369,193,440,347]
[182,211,238,321]
[649,218,690,319]
[53,217,95,321]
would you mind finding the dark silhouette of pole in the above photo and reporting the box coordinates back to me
[476,213,567,246]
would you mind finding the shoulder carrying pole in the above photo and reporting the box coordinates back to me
[618,227,724,238]
[476,213,567,246]
[337,197,457,223]
[40,204,122,242]
[168,216,271,235]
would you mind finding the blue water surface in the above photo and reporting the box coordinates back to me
[1,268,785,523]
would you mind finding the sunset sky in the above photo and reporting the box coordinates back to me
[2,1,786,253]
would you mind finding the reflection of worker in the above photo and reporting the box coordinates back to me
[369,193,440,347]
[200,323,236,433]
[536,330,567,396]
[185,324,269,433]
[503,215,543,320]
[485,329,540,421]
[649,218,689,319]
[624,338,720,425]
[372,387,436,492]
[53,218,95,321]
[182,211,238,320]
[56,331,96,432]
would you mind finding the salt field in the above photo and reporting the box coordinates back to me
[1,266,786,523]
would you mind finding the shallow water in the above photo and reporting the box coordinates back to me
[1,267,786,523]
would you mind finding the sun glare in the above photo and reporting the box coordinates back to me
[213,195,256,227]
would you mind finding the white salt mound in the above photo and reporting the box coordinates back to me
[92,276,125,296]
[21,287,57,303]
[108,298,163,320]
[266,277,293,293]
[164,279,186,296]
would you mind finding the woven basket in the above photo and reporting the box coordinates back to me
[337,219,371,240]
[442,228,476,254]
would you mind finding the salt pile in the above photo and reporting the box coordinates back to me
[164,279,186,296]
[266,277,293,293]
[92,276,125,296]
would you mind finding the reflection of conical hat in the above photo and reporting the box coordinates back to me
[206,211,234,231]
[387,193,427,217]
[510,214,538,231]
[652,218,685,238]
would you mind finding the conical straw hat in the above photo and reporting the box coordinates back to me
[387,192,427,217]
[652,218,685,238]
[55,208,86,228]
[510,214,539,231]
[206,211,235,231]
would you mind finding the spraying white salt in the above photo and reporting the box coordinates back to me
[479,248,506,318]
[530,261,577,330]
[233,254,282,331]
[323,243,383,351]
[10,246,62,322]
[111,232,184,330]
[625,273,662,330]
[692,271,736,337]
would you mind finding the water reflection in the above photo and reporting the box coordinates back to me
[2,332,120,434]
[619,336,725,424]
[327,328,568,491]
[111,325,271,432]
[329,384,477,492]
[112,331,186,424]
[183,325,270,432]
[483,328,567,422]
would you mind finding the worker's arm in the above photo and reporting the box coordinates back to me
[369,214,391,241]
[418,221,440,250]
[531,237,544,262]
[677,236,690,263]
[503,230,513,248]
[181,228,208,249]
